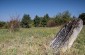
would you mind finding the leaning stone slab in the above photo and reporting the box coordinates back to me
[50,19,83,54]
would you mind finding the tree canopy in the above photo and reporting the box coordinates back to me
[21,14,31,28]
[34,15,40,27]
[79,13,85,25]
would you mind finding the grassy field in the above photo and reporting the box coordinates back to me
[0,26,85,55]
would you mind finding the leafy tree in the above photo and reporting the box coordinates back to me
[34,15,40,27]
[0,21,6,28]
[21,14,31,28]
[41,18,47,27]
[79,13,85,25]
[62,11,71,18]
[62,11,71,23]
[41,14,50,27]
[54,14,64,25]
[44,14,50,21]
[55,11,72,25]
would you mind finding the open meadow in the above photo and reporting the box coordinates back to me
[0,26,85,55]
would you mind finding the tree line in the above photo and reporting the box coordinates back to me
[20,11,72,28]
[0,11,85,31]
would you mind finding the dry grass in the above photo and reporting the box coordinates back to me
[0,26,85,55]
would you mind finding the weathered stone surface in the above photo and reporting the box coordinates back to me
[50,19,83,54]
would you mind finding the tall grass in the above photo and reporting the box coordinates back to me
[0,26,85,55]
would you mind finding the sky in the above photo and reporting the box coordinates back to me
[0,0,85,21]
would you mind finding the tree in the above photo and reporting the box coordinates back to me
[62,11,71,18]
[54,13,64,25]
[34,15,40,27]
[0,21,6,28]
[21,14,31,28]
[54,11,72,25]
[79,13,85,25]
[41,14,50,27]
[44,14,50,21]
[62,11,71,23]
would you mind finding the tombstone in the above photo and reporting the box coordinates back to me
[50,19,83,54]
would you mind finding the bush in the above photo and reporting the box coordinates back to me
[8,19,20,32]
[47,20,56,27]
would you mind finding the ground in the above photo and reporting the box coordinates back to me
[0,26,85,55]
